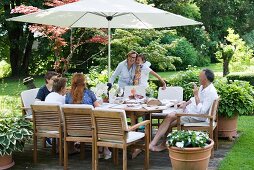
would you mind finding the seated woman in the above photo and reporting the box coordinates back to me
[65,73,99,106]
[65,73,111,159]
[45,77,67,105]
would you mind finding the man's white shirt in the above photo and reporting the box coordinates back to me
[185,83,218,121]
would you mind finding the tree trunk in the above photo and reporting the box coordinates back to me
[7,22,23,76]
[223,58,229,77]
[4,0,23,77]
[22,32,34,75]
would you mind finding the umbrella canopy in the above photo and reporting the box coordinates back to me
[7,0,202,79]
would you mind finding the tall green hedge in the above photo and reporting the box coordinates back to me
[227,73,254,86]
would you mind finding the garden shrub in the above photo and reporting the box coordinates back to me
[0,60,11,79]
[214,79,254,117]
[167,67,199,100]
[104,29,206,72]
[86,68,109,88]
[227,73,254,86]
[167,38,201,70]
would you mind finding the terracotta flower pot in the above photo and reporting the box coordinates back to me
[102,97,109,103]
[218,115,238,139]
[0,155,15,170]
[168,139,214,170]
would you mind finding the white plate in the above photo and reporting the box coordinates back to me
[127,104,140,107]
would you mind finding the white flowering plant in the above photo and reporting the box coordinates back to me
[167,130,210,148]
[91,83,108,99]
[109,84,118,95]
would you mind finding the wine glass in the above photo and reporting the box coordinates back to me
[117,87,124,97]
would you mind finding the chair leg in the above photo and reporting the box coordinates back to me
[42,137,46,148]
[113,148,116,165]
[33,134,38,163]
[115,148,118,165]
[92,142,95,170]
[52,138,56,155]
[145,125,150,169]
[80,142,85,160]
[94,145,98,170]
[123,146,127,170]
[59,137,63,166]
[64,140,68,170]
[214,126,219,150]
[113,148,118,165]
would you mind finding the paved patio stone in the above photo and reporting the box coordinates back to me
[10,138,234,170]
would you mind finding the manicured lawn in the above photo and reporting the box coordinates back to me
[0,76,44,96]
[219,116,254,170]
[0,76,44,113]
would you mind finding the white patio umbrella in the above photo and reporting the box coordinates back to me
[7,0,202,80]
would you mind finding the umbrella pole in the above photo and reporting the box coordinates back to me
[108,20,111,82]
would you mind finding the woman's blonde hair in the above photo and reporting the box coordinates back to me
[126,50,138,58]
[70,73,87,104]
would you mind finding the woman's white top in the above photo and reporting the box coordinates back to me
[139,65,152,87]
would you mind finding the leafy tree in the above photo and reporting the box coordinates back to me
[95,29,207,72]
[195,0,254,41]
[1,0,44,76]
[1,0,107,76]
[215,28,253,76]
[148,0,215,62]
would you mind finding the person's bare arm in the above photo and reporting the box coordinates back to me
[193,84,200,105]
[94,101,100,107]
[150,70,166,90]
[178,100,192,109]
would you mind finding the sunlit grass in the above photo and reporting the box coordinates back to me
[219,116,254,170]
[155,63,223,79]
[0,76,45,115]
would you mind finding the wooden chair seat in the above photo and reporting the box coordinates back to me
[100,131,145,144]
[176,97,220,157]
[182,121,217,127]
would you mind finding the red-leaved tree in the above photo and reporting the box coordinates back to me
[10,0,107,75]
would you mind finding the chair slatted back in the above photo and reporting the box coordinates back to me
[92,109,128,142]
[211,97,220,121]
[61,104,94,137]
[157,86,183,101]
[31,104,61,132]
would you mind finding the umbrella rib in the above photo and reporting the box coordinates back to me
[70,12,89,27]
[91,12,107,17]
[114,13,130,18]
[130,13,150,28]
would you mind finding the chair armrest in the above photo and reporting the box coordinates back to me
[21,107,31,110]
[175,113,213,119]
[128,120,150,131]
